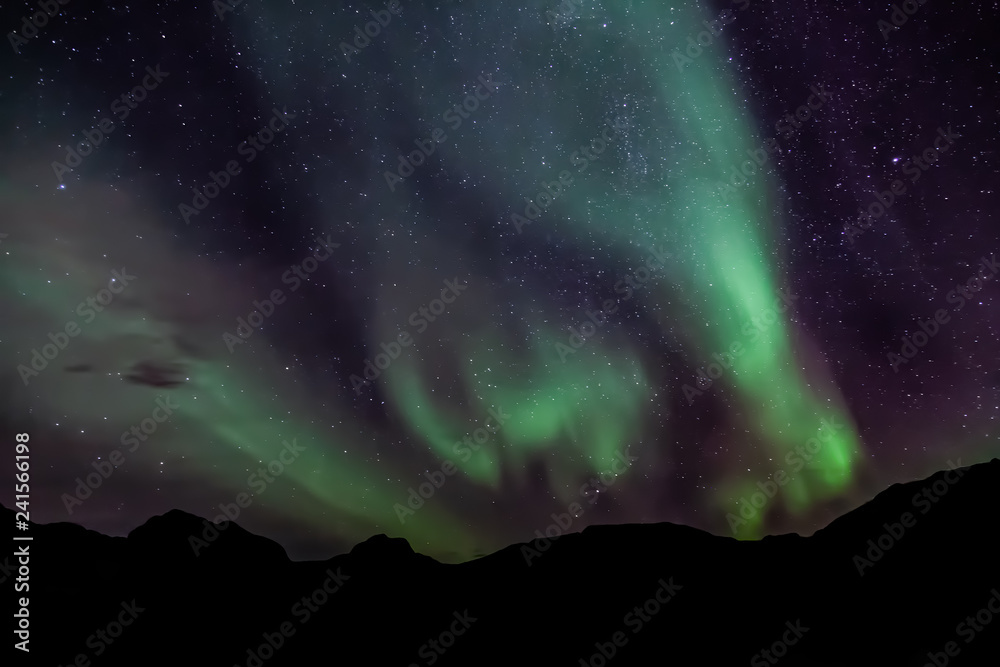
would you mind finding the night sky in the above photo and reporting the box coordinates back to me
[2,0,998,563]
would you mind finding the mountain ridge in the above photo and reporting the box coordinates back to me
[3,458,999,665]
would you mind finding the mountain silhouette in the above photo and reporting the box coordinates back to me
[4,459,999,666]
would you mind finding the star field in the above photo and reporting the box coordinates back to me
[1,0,998,563]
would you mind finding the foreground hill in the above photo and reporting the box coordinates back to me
[4,459,999,666]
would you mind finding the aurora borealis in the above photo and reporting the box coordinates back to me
[2,0,998,563]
